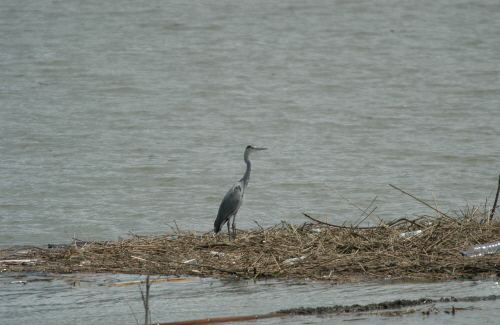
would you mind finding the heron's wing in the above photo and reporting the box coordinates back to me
[214,183,244,232]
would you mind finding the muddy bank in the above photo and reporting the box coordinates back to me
[151,294,498,325]
[276,295,500,315]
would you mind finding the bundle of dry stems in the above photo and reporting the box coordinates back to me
[0,184,500,280]
[4,184,499,281]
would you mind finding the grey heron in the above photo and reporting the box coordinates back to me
[214,145,267,236]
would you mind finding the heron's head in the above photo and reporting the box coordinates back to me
[244,145,267,159]
[246,145,268,153]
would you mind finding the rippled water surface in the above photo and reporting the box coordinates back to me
[1,0,500,323]
[2,0,500,245]
[1,273,500,325]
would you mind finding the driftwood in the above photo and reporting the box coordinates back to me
[155,313,289,325]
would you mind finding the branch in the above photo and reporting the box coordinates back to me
[389,184,455,222]
[301,211,422,230]
[488,175,500,221]
[300,211,380,229]
[323,183,385,227]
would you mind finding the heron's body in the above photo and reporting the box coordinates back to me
[214,145,267,235]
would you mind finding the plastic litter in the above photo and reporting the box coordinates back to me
[283,256,306,265]
[462,240,500,257]
[399,230,423,238]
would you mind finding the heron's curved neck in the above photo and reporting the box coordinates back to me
[241,151,251,187]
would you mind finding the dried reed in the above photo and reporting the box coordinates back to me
[5,207,497,281]
[4,183,500,281]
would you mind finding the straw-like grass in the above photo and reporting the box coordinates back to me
[3,184,500,281]
[3,208,498,280]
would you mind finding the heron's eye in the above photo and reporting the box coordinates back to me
[246,145,252,149]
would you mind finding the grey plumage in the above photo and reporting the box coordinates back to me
[214,145,267,235]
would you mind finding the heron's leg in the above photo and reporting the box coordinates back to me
[227,217,231,236]
[232,215,237,239]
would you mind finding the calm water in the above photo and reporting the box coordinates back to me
[1,0,500,245]
[1,0,500,323]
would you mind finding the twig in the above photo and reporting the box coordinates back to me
[323,184,373,218]
[470,203,483,219]
[173,260,241,276]
[302,211,424,230]
[323,184,383,226]
[254,220,265,232]
[132,256,160,265]
[389,184,455,221]
[125,300,140,325]
[139,275,151,325]
[432,193,441,219]
[271,254,283,273]
[301,212,379,229]
[370,214,390,229]
[196,243,237,249]
[386,217,425,228]
[488,175,500,221]
[354,196,378,228]
[166,223,179,234]
[173,220,181,233]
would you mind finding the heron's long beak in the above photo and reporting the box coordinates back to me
[255,147,268,150]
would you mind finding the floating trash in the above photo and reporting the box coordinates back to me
[462,240,500,257]
[283,256,306,265]
[399,230,422,238]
